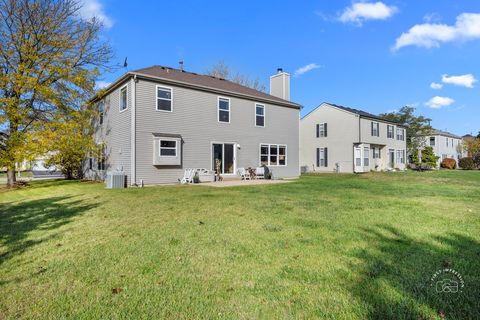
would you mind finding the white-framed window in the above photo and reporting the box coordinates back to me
[430,137,435,146]
[260,144,287,166]
[316,147,328,167]
[218,97,230,123]
[446,138,449,147]
[364,146,370,166]
[372,147,381,159]
[397,150,405,164]
[97,144,106,171]
[156,86,173,112]
[119,85,127,112]
[159,139,177,157]
[316,123,327,137]
[255,104,265,127]
[98,100,105,125]
[371,121,379,137]
[396,128,404,141]
[387,125,394,139]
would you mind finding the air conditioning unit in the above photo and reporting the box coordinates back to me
[105,171,126,189]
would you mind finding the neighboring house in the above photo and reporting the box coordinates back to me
[300,102,407,173]
[421,129,465,166]
[85,66,301,185]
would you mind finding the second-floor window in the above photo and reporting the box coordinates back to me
[446,138,449,147]
[387,125,394,139]
[396,128,405,141]
[218,97,230,123]
[316,123,327,137]
[255,104,265,127]
[430,137,435,146]
[371,122,379,137]
[98,100,104,125]
[156,86,173,112]
[119,86,127,112]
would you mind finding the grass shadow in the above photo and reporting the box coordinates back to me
[0,196,98,266]
[349,224,480,319]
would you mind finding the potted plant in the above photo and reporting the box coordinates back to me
[193,173,200,184]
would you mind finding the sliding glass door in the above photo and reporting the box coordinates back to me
[212,143,235,174]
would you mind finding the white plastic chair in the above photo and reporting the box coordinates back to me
[237,168,251,180]
[180,168,195,184]
[256,167,265,179]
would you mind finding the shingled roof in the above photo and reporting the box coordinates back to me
[429,129,462,139]
[304,102,407,127]
[95,65,301,109]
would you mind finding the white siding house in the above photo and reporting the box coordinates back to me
[420,129,466,167]
[300,103,407,173]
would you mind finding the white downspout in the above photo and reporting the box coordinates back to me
[131,75,137,186]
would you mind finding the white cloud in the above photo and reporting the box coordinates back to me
[393,13,480,50]
[95,80,111,89]
[442,74,477,88]
[79,0,113,28]
[430,82,443,90]
[294,63,321,77]
[339,2,398,25]
[425,96,455,109]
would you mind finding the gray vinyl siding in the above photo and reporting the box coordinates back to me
[85,79,132,184]
[135,79,299,184]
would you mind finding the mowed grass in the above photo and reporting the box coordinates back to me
[1,171,479,319]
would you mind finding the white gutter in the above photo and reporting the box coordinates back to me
[130,75,137,186]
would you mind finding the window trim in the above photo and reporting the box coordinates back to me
[318,123,326,137]
[371,121,379,137]
[255,103,265,128]
[218,96,231,124]
[159,139,178,157]
[396,128,405,141]
[387,125,394,139]
[429,137,435,146]
[259,143,287,167]
[363,146,370,167]
[98,99,105,125]
[119,85,128,112]
[156,85,173,113]
[317,147,328,167]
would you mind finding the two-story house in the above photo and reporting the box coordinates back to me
[300,103,407,173]
[85,66,301,185]
[421,129,465,167]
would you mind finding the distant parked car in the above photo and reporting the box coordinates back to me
[31,158,63,178]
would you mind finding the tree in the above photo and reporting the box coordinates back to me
[0,0,112,187]
[206,61,266,92]
[380,106,433,158]
[464,137,480,157]
[38,107,96,179]
[420,146,439,168]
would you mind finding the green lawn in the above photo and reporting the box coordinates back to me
[1,172,479,319]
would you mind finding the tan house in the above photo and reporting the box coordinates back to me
[300,103,407,173]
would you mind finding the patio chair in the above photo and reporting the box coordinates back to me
[256,167,265,179]
[180,168,195,184]
[237,167,251,180]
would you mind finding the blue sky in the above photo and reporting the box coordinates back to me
[84,0,480,136]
